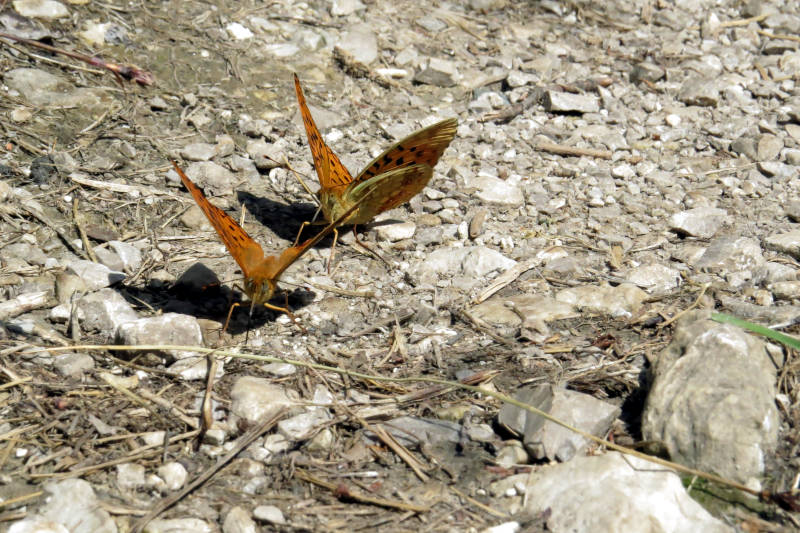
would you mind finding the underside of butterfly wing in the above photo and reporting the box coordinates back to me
[330,164,433,225]
[353,117,457,185]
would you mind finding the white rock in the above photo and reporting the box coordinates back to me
[12,0,68,19]
[67,260,125,291]
[230,377,296,424]
[226,22,253,40]
[222,506,256,533]
[522,452,732,533]
[116,463,145,490]
[253,505,286,525]
[157,462,188,490]
[336,24,378,65]
[375,221,416,242]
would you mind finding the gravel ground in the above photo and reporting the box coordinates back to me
[1,0,800,531]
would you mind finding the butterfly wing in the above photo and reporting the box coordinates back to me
[294,74,354,198]
[354,117,457,185]
[172,161,264,278]
[343,164,433,223]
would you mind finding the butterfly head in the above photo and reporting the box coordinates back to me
[244,276,278,306]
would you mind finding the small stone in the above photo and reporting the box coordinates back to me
[149,96,169,110]
[146,519,213,533]
[12,0,68,19]
[203,428,226,445]
[624,264,681,294]
[157,462,187,490]
[179,142,217,161]
[730,136,758,160]
[375,221,416,242]
[630,61,665,83]
[115,313,203,361]
[222,506,256,533]
[542,91,599,113]
[769,281,800,300]
[677,77,719,106]
[261,362,297,377]
[330,0,365,16]
[415,57,458,87]
[336,24,378,65]
[278,409,331,440]
[467,173,524,207]
[246,139,283,170]
[253,505,286,525]
[757,134,783,161]
[108,241,142,273]
[116,463,145,490]
[226,22,253,40]
[669,207,728,239]
[555,283,647,319]
[55,272,86,305]
[53,352,94,377]
[77,289,138,333]
[67,260,125,291]
[94,247,124,272]
[230,377,295,424]
[182,162,236,195]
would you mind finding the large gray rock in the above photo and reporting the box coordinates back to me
[521,452,732,533]
[642,312,779,485]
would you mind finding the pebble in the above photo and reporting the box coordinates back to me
[116,463,145,490]
[468,172,524,206]
[415,57,459,87]
[668,207,727,239]
[77,289,138,334]
[764,230,800,259]
[230,377,296,424]
[66,260,125,292]
[179,142,217,161]
[542,91,599,113]
[116,313,203,361]
[555,283,647,319]
[253,505,286,525]
[157,462,188,490]
[375,221,416,242]
[330,0,365,16]
[9,479,116,533]
[222,506,256,533]
[336,24,378,65]
[145,519,214,533]
[12,0,68,19]
[52,352,94,377]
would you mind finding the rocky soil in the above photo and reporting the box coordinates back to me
[1,0,800,531]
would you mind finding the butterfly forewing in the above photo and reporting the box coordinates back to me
[294,74,354,191]
[354,117,457,185]
[172,162,264,278]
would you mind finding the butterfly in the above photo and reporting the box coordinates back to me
[293,73,457,263]
[172,160,366,331]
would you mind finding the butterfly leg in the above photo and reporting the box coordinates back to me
[350,225,390,267]
[222,301,242,337]
[293,220,312,247]
[326,227,339,274]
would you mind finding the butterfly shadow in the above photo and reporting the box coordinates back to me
[236,191,333,246]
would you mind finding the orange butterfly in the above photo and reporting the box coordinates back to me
[293,74,457,261]
[172,161,364,330]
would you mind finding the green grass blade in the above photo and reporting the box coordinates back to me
[711,312,800,350]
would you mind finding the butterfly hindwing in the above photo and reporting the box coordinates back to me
[294,74,354,191]
[345,164,433,219]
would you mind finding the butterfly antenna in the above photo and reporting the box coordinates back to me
[283,155,321,207]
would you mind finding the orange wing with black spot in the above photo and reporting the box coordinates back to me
[294,74,354,193]
[172,161,265,279]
